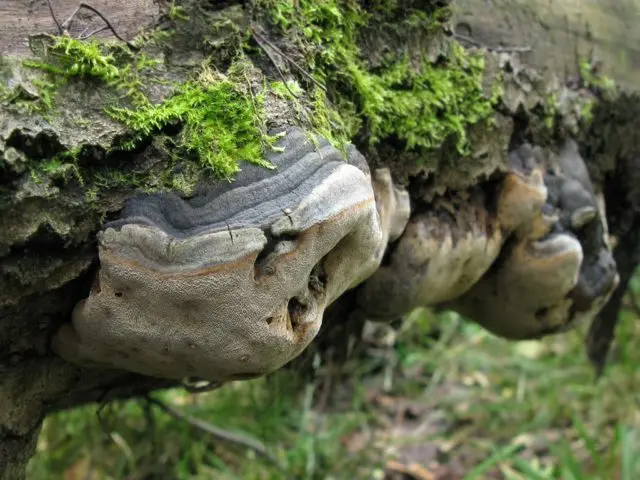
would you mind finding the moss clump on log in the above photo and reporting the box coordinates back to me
[108,64,279,178]
[4,0,507,194]
[19,35,277,179]
[256,0,501,154]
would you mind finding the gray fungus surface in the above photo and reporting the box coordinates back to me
[52,127,406,382]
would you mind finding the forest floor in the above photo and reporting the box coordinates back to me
[28,280,640,480]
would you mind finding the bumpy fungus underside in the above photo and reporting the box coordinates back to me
[52,127,408,382]
[448,140,618,338]
[357,140,619,340]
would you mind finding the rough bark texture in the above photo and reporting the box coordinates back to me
[0,0,160,57]
[1,0,640,478]
[453,0,640,89]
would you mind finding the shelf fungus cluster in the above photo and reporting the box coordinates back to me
[357,139,619,340]
[53,126,618,385]
[52,127,410,383]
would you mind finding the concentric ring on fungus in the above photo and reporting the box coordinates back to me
[52,127,409,382]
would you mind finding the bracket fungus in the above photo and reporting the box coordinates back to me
[447,141,618,339]
[356,189,503,321]
[356,140,618,341]
[52,127,407,383]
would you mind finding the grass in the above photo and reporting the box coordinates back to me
[28,287,640,479]
[28,371,384,479]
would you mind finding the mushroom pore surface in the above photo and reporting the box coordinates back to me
[52,127,395,382]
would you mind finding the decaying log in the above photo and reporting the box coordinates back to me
[453,0,640,90]
[0,0,159,57]
[2,1,640,478]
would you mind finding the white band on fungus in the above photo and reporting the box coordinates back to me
[52,127,408,382]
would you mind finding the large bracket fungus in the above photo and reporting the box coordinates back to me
[52,127,408,383]
[356,139,619,340]
[50,122,617,384]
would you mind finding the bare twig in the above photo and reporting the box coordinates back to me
[251,30,299,99]
[141,399,159,454]
[490,45,532,54]
[45,0,64,34]
[79,25,109,40]
[76,3,139,49]
[453,32,532,53]
[316,351,334,413]
[77,24,92,38]
[147,396,283,468]
[46,1,138,50]
[453,33,482,47]
[61,4,82,30]
[251,25,326,92]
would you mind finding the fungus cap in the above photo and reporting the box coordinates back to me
[356,140,618,341]
[356,190,503,321]
[53,127,392,382]
[447,141,618,339]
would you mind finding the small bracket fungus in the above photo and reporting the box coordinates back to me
[446,140,619,339]
[370,168,411,244]
[52,127,400,383]
[356,189,503,321]
[495,144,555,239]
[356,140,618,341]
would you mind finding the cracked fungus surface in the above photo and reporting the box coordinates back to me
[52,127,392,382]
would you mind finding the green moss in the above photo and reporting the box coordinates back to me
[536,58,616,135]
[270,79,303,99]
[30,78,57,112]
[17,2,500,189]
[257,0,498,155]
[579,59,616,95]
[109,66,278,178]
[309,87,357,153]
[24,145,84,189]
[572,59,618,126]
[359,42,496,152]
[23,35,278,179]
[544,93,559,130]
[168,1,189,22]
[0,80,56,116]
[23,35,156,113]
[25,36,121,81]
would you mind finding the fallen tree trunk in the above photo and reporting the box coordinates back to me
[453,0,640,90]
[1,0,639,478]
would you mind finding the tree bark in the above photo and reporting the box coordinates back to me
[453,0,640,90]
[1,0,639,478]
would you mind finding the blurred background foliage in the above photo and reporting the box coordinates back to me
[28,277,640,479]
